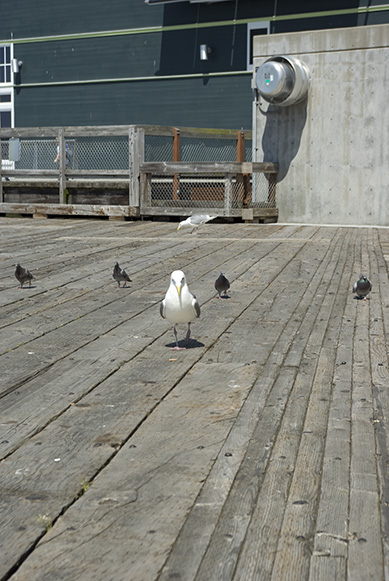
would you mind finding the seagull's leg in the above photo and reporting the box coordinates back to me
[117,281,121,288]
[185,323,191,345]
[171,325,186,350]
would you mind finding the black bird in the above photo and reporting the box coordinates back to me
[112,262,132,288]
[353,274,372,300]
[15,263,34,289]
[215,272,230,299]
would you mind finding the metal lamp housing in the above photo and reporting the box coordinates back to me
[255,56,311,106]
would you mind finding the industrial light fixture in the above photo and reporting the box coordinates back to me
[200,44,212,61]
[12,59,23,73]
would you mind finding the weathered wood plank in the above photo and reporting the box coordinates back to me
[0,221,387,581]
[139,161,278,174]
[191,231,353,581]
[0,203,139,217]
[0,125,252,140]
[140,207,278,219]
[369,228,389,579]
[0,224,309,578]
[347,230,384,581]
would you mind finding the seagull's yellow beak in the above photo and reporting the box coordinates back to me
[176,284,181,296]
[177,225,181,231]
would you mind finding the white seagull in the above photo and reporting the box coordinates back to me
[177,214,217,234]
[160,270,201,349]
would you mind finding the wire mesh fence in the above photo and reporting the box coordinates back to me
[180,137,238,162]
[144,134,252,163]
[7,136,129,171]
[1,126,276,218]
[145,135,173,162]
[2,133,250,169]
[143,171,274,209]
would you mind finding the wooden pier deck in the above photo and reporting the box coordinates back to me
[0,218,388,581]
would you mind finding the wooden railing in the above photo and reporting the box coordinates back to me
[0,125,279,221]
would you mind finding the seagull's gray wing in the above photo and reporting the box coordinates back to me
[160,299,166,319]
[192,294,201,318]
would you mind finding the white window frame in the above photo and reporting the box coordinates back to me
[0,43,15,129]
[247,21,269,71]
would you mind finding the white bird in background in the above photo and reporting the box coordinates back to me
[177,214,217,234]
[160,270,201,349]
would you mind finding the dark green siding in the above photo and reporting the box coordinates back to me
[1,0,388,129]
[15,75,253,129]
[1,0,164,39]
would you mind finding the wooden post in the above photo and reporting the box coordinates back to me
[129,126,135,207]
[172,128,180,201]
[0,135,3,203]
[224,173,232,213]
[236,130,245,163]
[139,171,150,211]
[58,129,67,204]
[268,172,277,206]
[129,126,143,209]
[236,130,251,207]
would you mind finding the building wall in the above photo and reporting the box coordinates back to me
[1,1,388,129]
[253,24,389,226]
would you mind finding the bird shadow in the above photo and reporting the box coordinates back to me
[353,296,370,300]
[19,285,36,290]
[165,339,205,349]
[216,295,230,300]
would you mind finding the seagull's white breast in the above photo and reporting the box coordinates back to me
[163,283,199,325]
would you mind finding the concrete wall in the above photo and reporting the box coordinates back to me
[253,24,389,226]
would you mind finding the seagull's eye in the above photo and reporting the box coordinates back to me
[181,278,185,285]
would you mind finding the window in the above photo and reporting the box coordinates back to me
[247,22,269,71]
[0,45,11,83]
[0,44,14,128]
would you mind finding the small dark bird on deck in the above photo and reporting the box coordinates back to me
[214,272,230,299]
[15,263,34,289]
[112,262,132,288]
[353,274,372,300]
